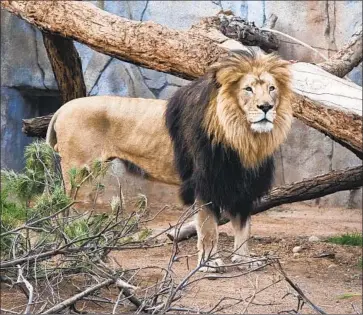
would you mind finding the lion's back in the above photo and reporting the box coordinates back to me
[53,96,169,165]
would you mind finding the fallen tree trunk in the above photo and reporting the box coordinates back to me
[6,1,361,157]
[167,165,363,241]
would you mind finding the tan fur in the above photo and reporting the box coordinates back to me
[195,206,225,272]
[46,96,180,193]
[203,53,293,168]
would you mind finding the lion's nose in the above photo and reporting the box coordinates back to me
[258,103,273,113]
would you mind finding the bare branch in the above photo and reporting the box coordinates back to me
[319,24,363,78]
[275,260,327,314]
[43,278,114,314]
[16,265,34,315]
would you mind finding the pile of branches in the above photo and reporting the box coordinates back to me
[0,142,329,314]
[0,142,332,314]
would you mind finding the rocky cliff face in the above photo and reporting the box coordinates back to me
[1,1,362,208]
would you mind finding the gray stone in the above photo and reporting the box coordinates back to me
[348,63,362,86]
[1,10,47,89]
[1,88,35,170]
[158,85,180,100]
[292,246,302,253]
[166,74,190,87]
[140,68,167,90]
[145,1,221,29]
[90,59,155,99]
[83,53,113,94]
[280,119,332,206]
[74,42,99,75]
[319,141,362,208]
[105,1,149,21]
[308,236,320,242]
[332,142,362,170]
[349,188,362,209]
[273,148,285,186]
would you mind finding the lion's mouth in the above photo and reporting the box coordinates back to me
[255,118,272,123]
[251,118,274,133]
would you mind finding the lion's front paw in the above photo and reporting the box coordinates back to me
[231,254,265,270]
[198,257,226,273]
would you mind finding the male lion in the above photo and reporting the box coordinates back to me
[165,50,292,272]
[47,50,292,273]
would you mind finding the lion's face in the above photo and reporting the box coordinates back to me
[206,52,293,166]
[237,72,279,133]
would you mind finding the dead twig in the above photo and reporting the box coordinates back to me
[275,260,326,315]
[16,265,34,315]
[43,278,114,314]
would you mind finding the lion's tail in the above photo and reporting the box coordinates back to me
[46,110,59,152]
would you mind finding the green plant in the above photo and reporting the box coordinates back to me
[1,141,63,204]
[30,185,71,220]
[336,293,361,300]
[326,233,362,246]
[0,188,27,253]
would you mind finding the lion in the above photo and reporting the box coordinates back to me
[46,50,292,273]
[165,50,292,272]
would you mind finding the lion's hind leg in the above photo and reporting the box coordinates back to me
[195,205,226,273]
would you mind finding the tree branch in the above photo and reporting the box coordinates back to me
[43,278,114,314]
[167,165,363,242]
[22,114,53,138]
[193,11,279,52]
[253,165,363,214]
[319,23,363,78]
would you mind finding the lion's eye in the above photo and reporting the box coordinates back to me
[269,86,276,92]
[245,87,253,92]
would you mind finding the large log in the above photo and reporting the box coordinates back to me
[167,165,363,241]
[4,1,361,157]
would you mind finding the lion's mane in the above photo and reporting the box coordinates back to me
[165,51,292,219]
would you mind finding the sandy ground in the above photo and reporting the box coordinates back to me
[1,174,362,314]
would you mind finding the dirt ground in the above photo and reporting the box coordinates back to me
[1,174,362,314]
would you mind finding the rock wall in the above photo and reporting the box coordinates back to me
[1,1,362,208]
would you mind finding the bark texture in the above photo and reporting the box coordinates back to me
[253,165,363,214]
[167,165,363,242]
[42,32,86,104]
[1,1,227,80]
[22,114,53,138]
[193,12,279,52]
[319,24,363,78]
